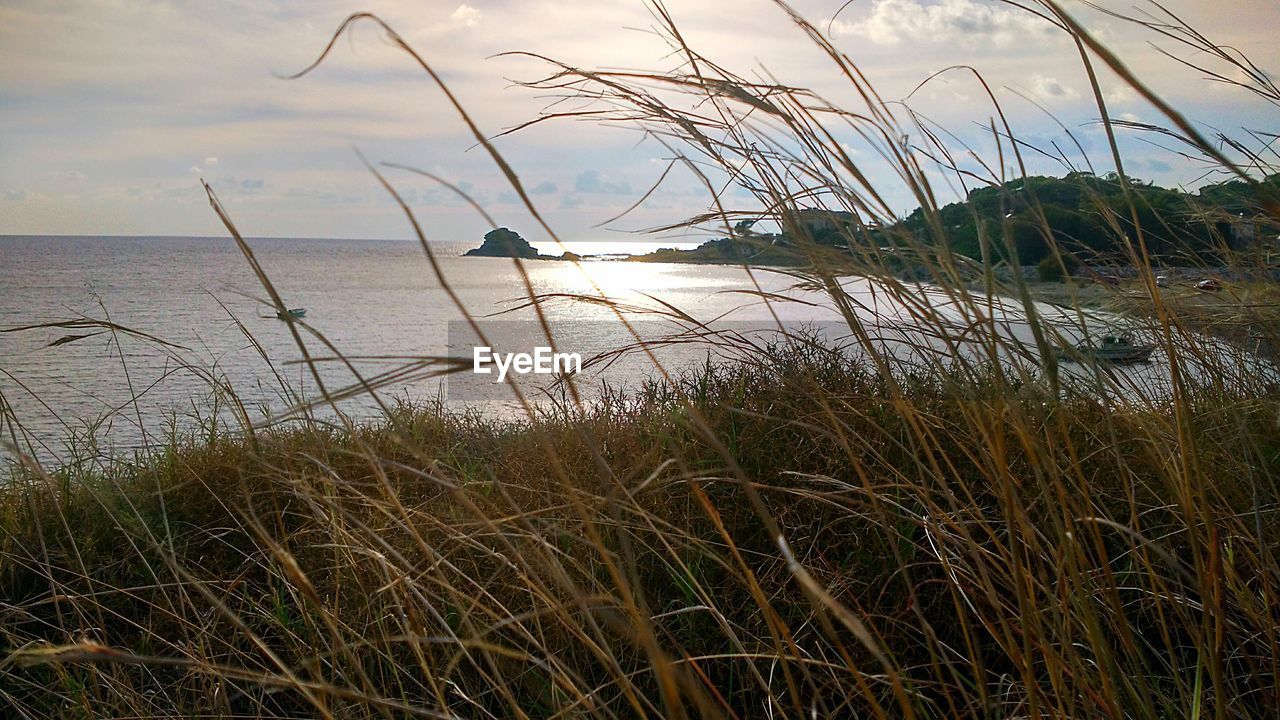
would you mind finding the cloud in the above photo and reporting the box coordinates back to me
[407,185,473,208]
[832,0,1055,48]
[575,170,631,195]
[494,181,555,204]
[284,185,365,205]
[1103,85,1136,104]
[496,181,552,204]
[46,170,86,182]
[180,176,266,197]
[1030,75,1079,102]
[838,142,862,157]
[160,184,203,199]
[450,4,482,29]
[1,0,1275,238]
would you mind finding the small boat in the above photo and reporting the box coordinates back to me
[276,307,307,320]
[1057,333,1154,365]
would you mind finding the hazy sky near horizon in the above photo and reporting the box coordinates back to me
[1,0,1276,243]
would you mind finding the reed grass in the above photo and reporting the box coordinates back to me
[2,1,1279,717]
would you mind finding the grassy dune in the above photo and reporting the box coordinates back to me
[3,346,1278,717]
[4,1,1280,717]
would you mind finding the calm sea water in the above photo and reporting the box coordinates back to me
[0,235,841,463]
[0,235,1266,466]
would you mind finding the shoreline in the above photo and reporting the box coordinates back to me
[467,235,1280,360]
[615,242,1280,361]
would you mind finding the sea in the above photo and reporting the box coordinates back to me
[0,235,827,464]
[0,235,1267,467]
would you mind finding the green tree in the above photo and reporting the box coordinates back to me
[1037,253,1079,282]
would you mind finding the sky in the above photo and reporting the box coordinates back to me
[1,0,1276,243]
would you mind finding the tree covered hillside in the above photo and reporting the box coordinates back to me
[895,172,1280,265]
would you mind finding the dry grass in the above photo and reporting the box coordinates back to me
[3,346,1278,717]
[2,1,1280,717]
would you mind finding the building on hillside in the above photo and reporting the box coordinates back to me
[796,208,857,235]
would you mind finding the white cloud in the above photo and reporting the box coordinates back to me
[1103,84,1136,104]
[575,170,631,195]
[450,4,482,29]
[204,156,219,167]
[832,0,1055,48]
